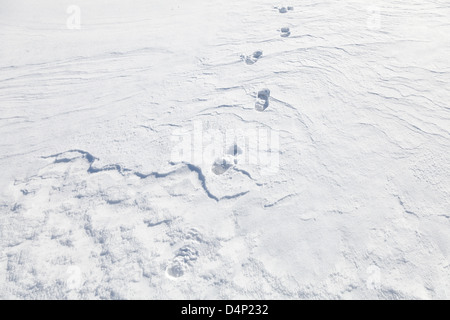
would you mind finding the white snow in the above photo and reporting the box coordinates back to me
[0,0,449,299]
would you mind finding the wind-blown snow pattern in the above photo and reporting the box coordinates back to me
[0,0,449,299]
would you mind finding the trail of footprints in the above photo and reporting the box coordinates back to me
[14,5,296,282]
[276,5,293,37]
[212,6,295,177]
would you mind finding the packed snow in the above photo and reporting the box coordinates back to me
[0,0,449,299]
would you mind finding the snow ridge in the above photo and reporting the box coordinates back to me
[44,150,249,202]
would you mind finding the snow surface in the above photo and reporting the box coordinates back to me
[0,0,449,299]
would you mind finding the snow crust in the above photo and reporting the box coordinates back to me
[0,0,449,299]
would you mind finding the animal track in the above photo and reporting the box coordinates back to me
[241,50,263,65]
[280,27,291,37]
[255,89,271,112]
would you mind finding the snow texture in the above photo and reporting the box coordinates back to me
[0,0,449,299]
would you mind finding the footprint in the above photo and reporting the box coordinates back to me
[166,246,199,278]
[166,261,185,278]
[280,27,291,37]
[252,50,263,59]
[277,6,294,13]
[241,50,263,65]
[212,158,234,175]
[255,89,270,112]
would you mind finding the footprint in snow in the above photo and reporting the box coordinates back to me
[212,158,234,175]
[166,246,198,279]
[280,27,291,37]
[255,89,270,112]
[277,6,294,13]
[241,50,263,65]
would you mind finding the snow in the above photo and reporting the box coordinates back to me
[0,0,449,299]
